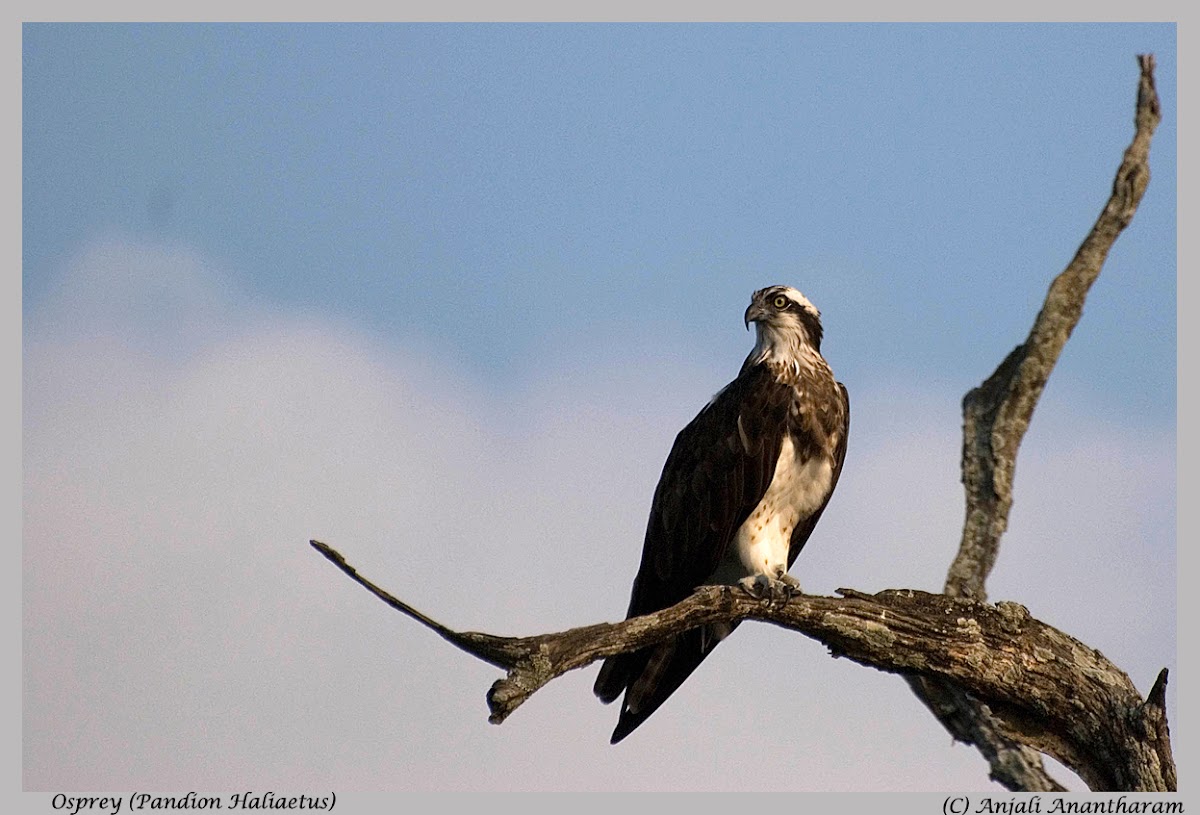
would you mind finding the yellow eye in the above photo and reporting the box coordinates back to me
[772,295,788,309]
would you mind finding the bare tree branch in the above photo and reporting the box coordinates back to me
[948,54,1161,602]
[907,54,1165,792]
[311,55,1172,792]
[312,540,1174,789]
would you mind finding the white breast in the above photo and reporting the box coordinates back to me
[730,435,833,579]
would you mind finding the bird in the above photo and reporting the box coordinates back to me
[593,285,850,744]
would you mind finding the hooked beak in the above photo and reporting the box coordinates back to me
[744,300,767,330]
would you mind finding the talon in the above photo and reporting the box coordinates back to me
[773,581,790,607]
[778,572,803,596]
[738,573,801,608]
[737,574,770,600]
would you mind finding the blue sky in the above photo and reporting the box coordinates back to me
[23,23,1176,792]
[23,23,1176,410]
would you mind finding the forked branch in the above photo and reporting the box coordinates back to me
[312,540,1174,790]
[312,55,1172,792]
[908,54,1167,792]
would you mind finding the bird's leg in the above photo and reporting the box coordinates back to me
[776,572,802,593]
[738,571,801,607]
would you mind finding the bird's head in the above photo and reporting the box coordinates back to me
[744,285,824,354]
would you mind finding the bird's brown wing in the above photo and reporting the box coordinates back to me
[593,364,794,743]
[787,380,850,567]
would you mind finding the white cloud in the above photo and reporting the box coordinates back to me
[23,239,1175,791]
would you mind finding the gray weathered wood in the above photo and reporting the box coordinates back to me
[912,53,1166,792]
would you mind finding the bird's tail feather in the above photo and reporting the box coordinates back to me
[601,621,738,744]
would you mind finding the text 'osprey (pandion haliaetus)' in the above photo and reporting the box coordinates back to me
[593,285,850,744]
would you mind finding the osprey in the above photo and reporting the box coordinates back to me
[593,285,849,744]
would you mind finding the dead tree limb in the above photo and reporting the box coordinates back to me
[312,56,1172,791]
[905,53,1167,792]
[311,540,1175,790]
[948,53,1162,603]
